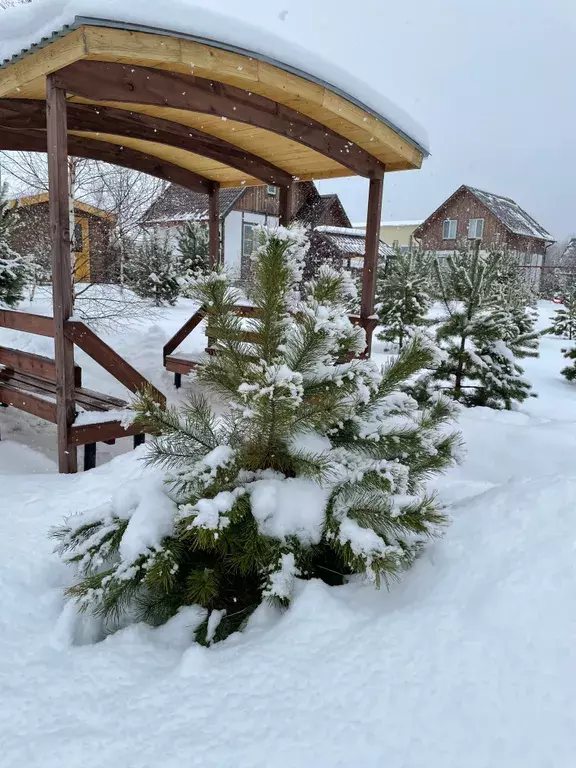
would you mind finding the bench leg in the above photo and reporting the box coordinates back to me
[174,372,182,389]
[84,442,97,471]
[134,434,145,449]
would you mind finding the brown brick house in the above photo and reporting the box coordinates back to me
[414,185,555,273]
[8,193,117,283]
[141,181,351,279]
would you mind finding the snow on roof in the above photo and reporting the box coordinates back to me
[0,0,429,155]
[351,220,423,229]
[141,185,244,225]
[466,186,554,242]
[315,225,394,258]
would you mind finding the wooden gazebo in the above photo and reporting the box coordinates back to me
[0,14,427,473]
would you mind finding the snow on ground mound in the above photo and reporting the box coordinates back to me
[0,0,428,152]
[2,407,576,765]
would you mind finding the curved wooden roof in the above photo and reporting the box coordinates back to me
[0,23,425,189]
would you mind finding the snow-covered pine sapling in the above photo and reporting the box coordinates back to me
[54,226,461,646]
[0,183,28,308]
[551,284,576,340]
[431,247,539,409]
[560,345,576,382]
[376,248,432,349]
[125,231,181,306]
[177,221,210,286]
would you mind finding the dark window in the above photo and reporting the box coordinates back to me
[72,221,83,252]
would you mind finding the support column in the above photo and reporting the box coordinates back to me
[208,182,220,268]
[361,175,384,356]
[47,75,77,474]
[279,183,295,227]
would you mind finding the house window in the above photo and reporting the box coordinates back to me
[442,219,457,239]
[468,218,485,239]
[266,185,278,196]
[72,221,83,252]
[242,221,257,257]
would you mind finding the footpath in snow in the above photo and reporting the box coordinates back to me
[1,302,576,766]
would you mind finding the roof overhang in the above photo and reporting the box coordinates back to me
[0,19,426,189]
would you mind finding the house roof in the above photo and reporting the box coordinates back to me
[315,225,394,259]
[560,238,576,263]
[8,192,115,221]
[465,186,554,242]
[415,184,553,243]
[293,193,351,229]
[142,185,246,224]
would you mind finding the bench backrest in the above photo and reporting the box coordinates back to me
[0,346,82,387]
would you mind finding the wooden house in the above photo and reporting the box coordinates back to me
[8,193,117,283]
[307,226,394,277]
[413,185,555,269]
[141,181,351,279]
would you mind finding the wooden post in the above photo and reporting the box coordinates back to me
[47,75,77,473]
[279,183,295,227]
[361,175,384,356]
[208,182,220,268]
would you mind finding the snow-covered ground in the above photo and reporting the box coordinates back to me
[1,299,576,767]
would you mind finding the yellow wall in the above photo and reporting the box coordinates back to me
[379,222,422,249]
[73,216,91,283]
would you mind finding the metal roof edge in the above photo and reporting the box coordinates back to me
[1,15,429,158]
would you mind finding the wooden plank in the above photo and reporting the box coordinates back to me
[163,307,207,360]
[50,61,385,179]
[0,99,293,187]
[208,183,220,268]
[0,128,213,194]
[361,176,384,321]
[70,419,144,446]
[0,309,54,336]
[0,384,57,423]
[165,356,199,376]
[65,320,166,407]
[46,76,77,474]
[75,386,127,410]
[0,346,82,384]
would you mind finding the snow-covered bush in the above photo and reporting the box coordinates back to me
[561,345,576,382]
[0,183,28,307]
[54,226,461,646]
[126,231,181,306]
[376,248,432,348]
[429,248,539,409]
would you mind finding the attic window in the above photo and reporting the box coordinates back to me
[442,219,457,239]
[468,218,484,240]
[266,186,278,196]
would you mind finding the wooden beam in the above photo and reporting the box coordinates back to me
[0,99,294,187]
[65,320,166,406]
[208,183,220,268]
[46,75,77,474]
[163,307,207,361]
[361,176,384,355]
[0,384,57,423]
[50,61,386,180]
[70,419,145,446]
[0,128,212,194]
[279,183,295,227]
[0,309,54,336]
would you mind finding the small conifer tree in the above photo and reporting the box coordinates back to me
[561,344,576,382]
[53,226,461,646]
[177,221,210,281]
[376,249,431,348]
[126,231,181,306]
[551,283,576,340]
[431,247,539,409]
[0,184,28,308]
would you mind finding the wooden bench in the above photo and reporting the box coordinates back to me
[163,305,378,388]
[0,345,146,470]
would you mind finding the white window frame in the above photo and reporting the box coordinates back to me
[266,185,278,196]
[442,219,457,240]
[468,218,485,240]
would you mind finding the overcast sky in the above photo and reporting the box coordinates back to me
[197,0,574,239]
